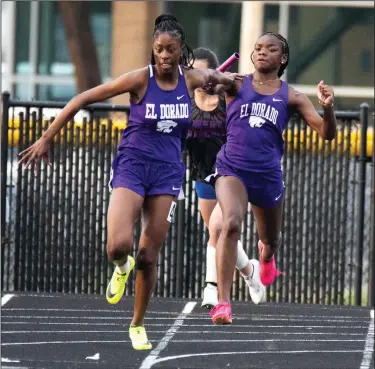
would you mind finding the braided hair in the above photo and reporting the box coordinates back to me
[252,32,290,77]
[151,14,195,69]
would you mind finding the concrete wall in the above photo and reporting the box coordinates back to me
[111,1,163,105]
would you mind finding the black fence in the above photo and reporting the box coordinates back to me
[1,91,374,307]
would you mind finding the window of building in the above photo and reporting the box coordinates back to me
[287,6,374,89]
[165,2,242,71]
[15,2,31,75]
[14,1,111,101]
[264,5,279,34]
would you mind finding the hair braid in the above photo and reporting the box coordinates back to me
[151,14,195,69]
[251,32,290,77]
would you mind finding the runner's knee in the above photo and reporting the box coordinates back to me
[107,235,133,262]
[222,214,242,239]
[136,247,158,270]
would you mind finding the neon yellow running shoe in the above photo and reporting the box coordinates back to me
[106,256,135,304]
[129,324,152,350]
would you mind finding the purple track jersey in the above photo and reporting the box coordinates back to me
[212,74,289,208]
[110,65,191,198]
[217,74,289,173]
[118,65,191,163]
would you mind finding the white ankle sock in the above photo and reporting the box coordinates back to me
[205,244,217,284]
[116,258,130,274]
[236,240,249,270]
[244,268,255,286]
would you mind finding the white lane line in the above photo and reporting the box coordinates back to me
[1,322,123,326]
[1,308,183,315]
[9,293,185,304]
[360,310,374,369]
[157,339,365,343]
[1,336,367,344]
[0,337,363,343]
[1,330,365,336]
[2,340,127,346]
[1,314,369,323]
[7,294,367,310]
[1,357,20,362]
[0,341,366,352]
[152,350,364,365]
[2,308,369,320]
[1,294,14,307]
[1,321,369,329]
[139,301,196,369]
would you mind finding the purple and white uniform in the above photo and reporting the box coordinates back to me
[110,65,191,197]
[208,74,289,208]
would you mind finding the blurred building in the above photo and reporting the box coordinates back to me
[1,1,374,109]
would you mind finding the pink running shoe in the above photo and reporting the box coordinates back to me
[210,302,232,325]
[258,241,285,285]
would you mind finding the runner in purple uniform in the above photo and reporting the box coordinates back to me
[187,47,266,309]
[206,32,337,324]
[18,14,240,347]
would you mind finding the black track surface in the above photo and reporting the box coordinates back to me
[1,292,373,369]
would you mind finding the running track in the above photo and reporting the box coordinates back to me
[1,292,374,369]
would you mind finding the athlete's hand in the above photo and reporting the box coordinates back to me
[317,80,334,107]
[203,73,245,94]
[225,72,246,82]
[18,136,52,174]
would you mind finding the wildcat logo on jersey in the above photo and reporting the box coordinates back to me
[240,102,279,127]
[249,116,266,128]
[156,120,178,133]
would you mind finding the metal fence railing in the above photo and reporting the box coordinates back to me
[1,91,374,306]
